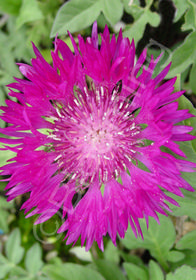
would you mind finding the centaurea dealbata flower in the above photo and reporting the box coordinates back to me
[0,22,195,251]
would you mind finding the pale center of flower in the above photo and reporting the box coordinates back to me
[84,124,114,155]
[49,86,142,185]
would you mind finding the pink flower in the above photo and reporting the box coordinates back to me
[0,22,195,250]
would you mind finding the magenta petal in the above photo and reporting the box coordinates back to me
[59,180,107,251]
[104,179,141,243]
[91,21,98,49]
[154,62,172,85]
[0,22,195,251]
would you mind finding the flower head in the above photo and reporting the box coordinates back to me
[0,22,195,251]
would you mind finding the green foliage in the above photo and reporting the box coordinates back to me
[169,190,196,220]
[50,0,102,36]
[101,0,123,25]
[182,0,196,31]
[0,0,62,98]
[160,0,196,94]
[120,251,144,266]
[123,262,148,280]
[166,265,196,280]
[123,9,160,44]
[177,94,196,133]
[176,230,196,251]
[122,0,160,45]
[172,0,190,22]
[16,0,43,28]
[164,27,196,94]
[122,215,176,271]
[5,229,25,264]
[167,251,185,263]
[0,18,32,89]
[170,250,196,269]
[50,0,123,37]
[69,246,92,262]
[50,0,159,42]
[25,243,44,274]
[166,31,196,79]
[149,260,164,280]
[0,0,22,15]
[0,143,16,166]
[0,196,14,233]
[94,259,126,280]
[122,0,143,18]
[104,240,120,264]
[0,229,49,279]
[43,263,104,280]
[172,0,196,31]
[190,62,196,93]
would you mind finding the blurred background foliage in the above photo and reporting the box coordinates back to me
[0,0,196,279]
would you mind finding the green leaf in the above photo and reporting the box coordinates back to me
[104,240,120,264]
[123,9,160,45]
[120,251,144,266]
[101,0,123,25]
[41,49,53,65]
[95,259,126,280]
[0,196,13,209]
[9,266,28,277]
[25,243,44,274]
[149,260,164,280]
[123,262,148,280]
[182,0,196,31]
[122,0,143,19]
[172,0,189,22]
[0,86,6,105]
[167,251,185,262]
[16,0,43,28]
[0,88,6,128]
[0,21,33,63]
[0,143,16,168]
[0,209,9,233]
[121,215,176,271]
[0,0,22,15]
[38,0,60,16]
[122,0,160,45]
[0,264,12,279]
[190,63,196,93]
[26,21,51,47]
[177,142,196,189]
[176,93,196,153]
[43,263,104,280]
[37,276,51,280]
[43,266,66,280]
[0,18,33,89]
[50,0,102,37]
[0,253,8,264]
[146,46,172,78]
[97,12,111,29]
[176,230,196,251]
[169,250,196,269]
[166,31,196,78]
[8,276,32,280]
[178,94,196,121]
[169,190,196,220]
[5,229,25,265]
[0,181,7,192]
[69,246,92,262]
[166,265,196,280]
[146,0,154,8]
[0,31,21,86]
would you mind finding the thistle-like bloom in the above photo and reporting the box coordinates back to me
[0,23,195,251]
